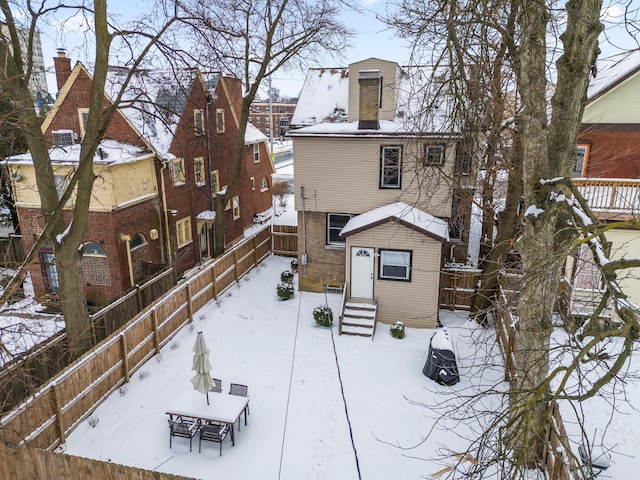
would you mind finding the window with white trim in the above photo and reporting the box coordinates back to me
[380,145,401,188]
[232,196,240,219]
[260,177,269,192]
[194,157,205,185]
[211,169,220,194]
[216,109,225,133]
[52,129,74,146]
[194,109,204,136]
[176,217,192,248]
[253,143,260,163]
[574,144,589,177]
[172,158,185,184]
[421,143,446,166]
[78,108,90,136]
[250,177,255,190]
[379,249,412,281]
[326,213,352,246]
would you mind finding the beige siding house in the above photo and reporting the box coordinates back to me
[291,58,467,331]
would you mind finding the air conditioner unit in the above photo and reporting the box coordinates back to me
[11,171,22,182]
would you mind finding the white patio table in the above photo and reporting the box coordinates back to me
[166,390,249,446]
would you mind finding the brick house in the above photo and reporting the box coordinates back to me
[290,58,472,330]
[249,101,296,139]
[564,49,640,317]
[6,52,273,304]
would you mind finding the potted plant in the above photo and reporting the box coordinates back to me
[313,305,333,327]
[277,281,294,300]
[390,321,405,339]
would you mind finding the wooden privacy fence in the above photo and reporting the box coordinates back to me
[272,224,297,257]
[439,267,482,311]
[0,266,176,414]
[0,444,195,480]
[0,226,271,450]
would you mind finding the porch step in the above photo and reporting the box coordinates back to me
[341,301,377,337]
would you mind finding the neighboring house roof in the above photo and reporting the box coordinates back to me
[290,64,453,136]
[7,139,152,165]
[340,202,449,241]
[587,49,640,101]
[245,123,268,144]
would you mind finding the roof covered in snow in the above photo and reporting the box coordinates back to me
[7,139,152,165]
[340,202,449,241]
[290,62,454,136]
[588,49,640,100]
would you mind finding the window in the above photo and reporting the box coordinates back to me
[265,116,270,124]
[380,146,401,188]
[280,119,289,127]
[379,249,412,281]
[172,158,185,184]
[83,242,106,256]
[194,109,204,136]
[52,129,74,146]
[232,196,240,219]
[573,244,603,290]
[265,105,270,112]
[54,174,69,200]
[253,143,260,163]
[421,143,445,166]
[78,108,90,136]
[574,144,589,177]
[41,242,59,293]
[326,213,352,246]
[211,169,220,194]
[130,234,147,250]
[176,217,192,248]
[250,177,255,190]
[194,157,205,185]
[216,109,225,133]
[260,177,269,192]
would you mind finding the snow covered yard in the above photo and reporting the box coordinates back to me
[61,255,506,479]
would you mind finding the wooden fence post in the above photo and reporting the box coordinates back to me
[120,334,130,382]
[151,309,160,354]
[136,284,143,312]
[212,266,218,301]
[51,383,65,444]
[233,249,239,283]
[252,235,258,268]
[186,283,194,323]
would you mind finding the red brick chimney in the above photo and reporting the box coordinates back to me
[54,49,72,92]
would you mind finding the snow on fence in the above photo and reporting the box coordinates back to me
[0,227,271,451]
[439,267,482,311]
[0,443,195,480]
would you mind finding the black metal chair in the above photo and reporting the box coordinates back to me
[229,383,250,415]
[579,444,611,478]
[199,422,230,455]
[168,416,199,451]
[209,378,222,393]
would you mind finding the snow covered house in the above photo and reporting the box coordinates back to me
[290,58,472,330]
[564,49,640,318]
[5,51,273,304]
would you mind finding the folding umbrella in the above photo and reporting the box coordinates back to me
[191,331,215,404]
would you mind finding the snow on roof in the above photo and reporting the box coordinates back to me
[105,67,213,158]
[245,123,268,144]
[196,210,216,221]
[340,201,449,241]
[290,63,454,135]
[7,139,151,165]
[291,67,349,127]
[588,49,640,100]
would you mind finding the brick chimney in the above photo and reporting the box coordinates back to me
[53,48,72,92]
[358,70,381,130]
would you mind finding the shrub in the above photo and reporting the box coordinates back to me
[390,321,405,339]
[280,270,294,283]
[277,281,294,300]
[290,258,299,273]
[313,305,333,327]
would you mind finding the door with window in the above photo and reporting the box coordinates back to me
[350,247,374,299]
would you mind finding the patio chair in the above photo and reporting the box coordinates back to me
[229,383,250,415]
[199,422,230,455]
[209,378,222,393]
[168,417,199,452]
[578,445,611,478]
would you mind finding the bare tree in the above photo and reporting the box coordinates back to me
[0,1,180,357]
[180,0,352,256]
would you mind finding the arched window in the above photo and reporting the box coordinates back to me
[260,177,269,192]
[83,242,107,256]
[82,242,110,286]
[130,233,147,250]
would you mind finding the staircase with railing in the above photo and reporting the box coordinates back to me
[338,282,377,338]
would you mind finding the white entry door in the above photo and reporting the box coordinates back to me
[350,247,374,299]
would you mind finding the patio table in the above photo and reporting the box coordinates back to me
[166,391,249,446]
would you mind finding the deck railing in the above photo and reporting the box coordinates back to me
[573,178,640,214]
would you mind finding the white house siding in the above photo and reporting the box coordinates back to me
[345,221,442,329]
[294,136,454,219]
[347,58,401,123]
[583,72,640,124]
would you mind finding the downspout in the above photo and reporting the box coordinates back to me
[160,159,172,264]
[120,234,135,288]
[301,185,307,276]
[205,89,217,256]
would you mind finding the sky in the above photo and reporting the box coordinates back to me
[33,1,639,100]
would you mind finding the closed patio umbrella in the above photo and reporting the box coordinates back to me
[191,331,215,404]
